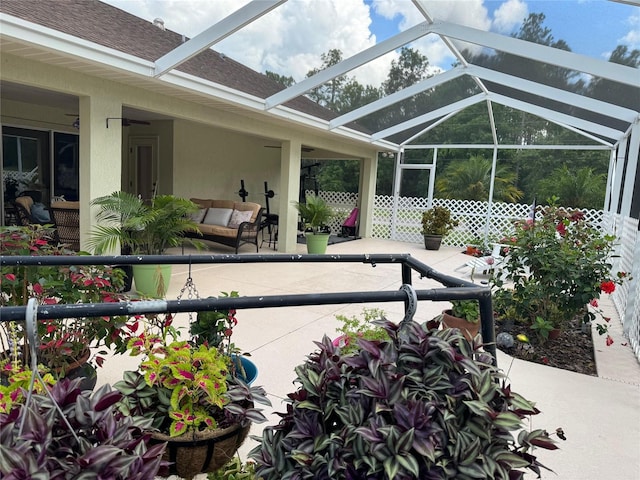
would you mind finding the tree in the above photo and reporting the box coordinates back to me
[536,165,606,209]
[582,45,640,115]
[265,71,295,88]
[306,49,347,111]
[436,155,523,202]
[382,47,430,95]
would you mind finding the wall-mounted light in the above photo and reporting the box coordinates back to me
[72,118,80,130]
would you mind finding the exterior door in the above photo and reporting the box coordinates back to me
[129,136,159,202]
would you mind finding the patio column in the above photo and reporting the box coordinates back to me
[278,139,301,253]
[358,154,378,238]
[78,94,122,251]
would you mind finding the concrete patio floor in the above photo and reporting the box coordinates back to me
[98,237,640,480]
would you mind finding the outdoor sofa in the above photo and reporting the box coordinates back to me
[187,199,263,253]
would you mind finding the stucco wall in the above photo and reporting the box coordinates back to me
[173,119,281,213]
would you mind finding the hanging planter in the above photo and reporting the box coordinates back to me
[152,423,251,480]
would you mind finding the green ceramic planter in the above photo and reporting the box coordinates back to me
[305,233,330,254]
[133,264,172,298]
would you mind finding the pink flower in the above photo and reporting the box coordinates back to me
[486,257,495,265]
[590,299,599,308]
[556,222,567,236]
[606,335,614,346]
[4,273,16,281]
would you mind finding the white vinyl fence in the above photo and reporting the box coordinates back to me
[315,190,640,364]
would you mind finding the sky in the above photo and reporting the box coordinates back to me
[102,0,639,87]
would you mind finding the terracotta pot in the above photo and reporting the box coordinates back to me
[441,310,480,341]
[548,328,562,341]
[153,422,250,480]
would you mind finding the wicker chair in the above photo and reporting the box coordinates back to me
[13,197,35,226]
[49,201,81,251]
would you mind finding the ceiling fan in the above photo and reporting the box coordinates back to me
[264,145,315,153]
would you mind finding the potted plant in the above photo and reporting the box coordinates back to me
[115,309,270,479]
[332,307,389,355]
[250,320,559,479]
[0,225,136,389]
[207,457,257,480]
[88,191,204,298]
[0,378,166,478]
[421,205,458,250]
[191,291,258,384]
[439,299,481,341]
[293,193,335,254]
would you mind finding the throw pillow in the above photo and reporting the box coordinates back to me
[203,207,233,226]
[190,208,207,223]
[227,209,254,228]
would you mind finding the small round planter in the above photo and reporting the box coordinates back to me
[305,232,330,254]
[57,349,97,391]
[133,264,172,298]
[153,422,251,480]
[423,234,443,250]
[548,328,562,341]
[441,310,480,341]
[234,355,258,385]
[65,361,97,391]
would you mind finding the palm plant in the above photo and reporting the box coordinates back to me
[537,165,605,209]
[293,193,334,234]
[88,191,203,255]
[436,156,523,202]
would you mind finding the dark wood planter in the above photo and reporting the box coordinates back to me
[423,234,443,250]
[441,310,480,341]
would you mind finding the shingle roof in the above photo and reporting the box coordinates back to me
[0,0,348,125]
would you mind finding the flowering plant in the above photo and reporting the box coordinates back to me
[491,200,628,343]
[115,299,270,439]
[190,291,241,357]
[0,225,136,375]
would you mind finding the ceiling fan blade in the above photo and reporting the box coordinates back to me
[121,118,150,126]
[264,145,314,152]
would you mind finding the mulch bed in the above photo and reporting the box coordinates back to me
[494,315,597,376]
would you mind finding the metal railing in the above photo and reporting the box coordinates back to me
[0,253,496,363]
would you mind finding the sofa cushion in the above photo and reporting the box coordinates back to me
[211,200,236,210]
[190,208,208,223]
[203,207,233,226]
[190,198,213,208]
[232,201,261,222]
[228,209,253,228]
[198,224,237,238]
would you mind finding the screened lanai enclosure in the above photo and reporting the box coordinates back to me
[1,1,639,357]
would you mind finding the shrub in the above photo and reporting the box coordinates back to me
[250,320,558,480]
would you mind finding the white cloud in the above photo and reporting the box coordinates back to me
[619,12,640,49]
[492,0,528,34]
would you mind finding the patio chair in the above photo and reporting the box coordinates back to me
[340,207,359,238]
[49,201,81,251]
[455,243,507,278]
[13,196,35,226]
